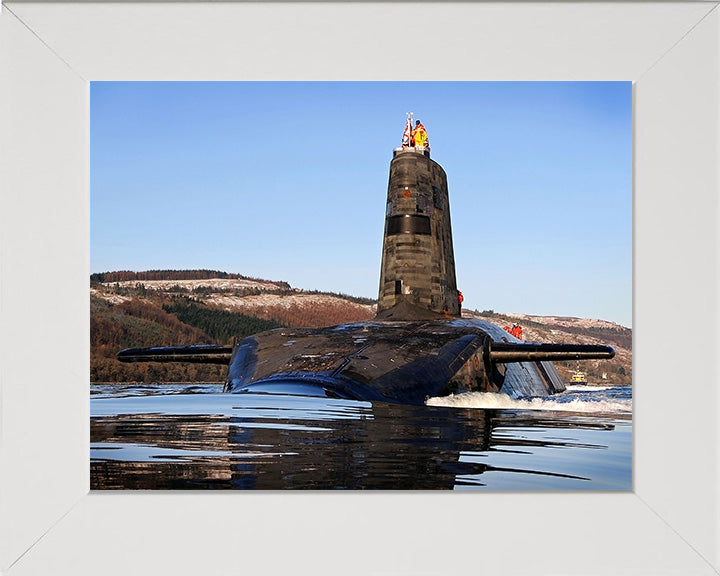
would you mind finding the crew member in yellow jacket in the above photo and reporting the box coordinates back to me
[412,120,428,148]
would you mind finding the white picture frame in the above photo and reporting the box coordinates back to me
[1,2,718,575]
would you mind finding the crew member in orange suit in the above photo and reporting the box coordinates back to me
[510,323,523,340]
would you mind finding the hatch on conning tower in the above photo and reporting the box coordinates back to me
[377,115,459,320]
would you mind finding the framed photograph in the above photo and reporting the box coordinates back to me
[1,2,717,575]
[88,79,633,492]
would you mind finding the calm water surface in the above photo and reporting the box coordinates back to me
[90,384,632,490]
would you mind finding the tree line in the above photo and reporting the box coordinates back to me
[162,300,284,345]
[90,296,282,383]
[90,269,290,289]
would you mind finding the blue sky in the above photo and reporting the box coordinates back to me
[91,82,632,327]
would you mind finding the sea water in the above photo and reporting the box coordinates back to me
[90,384,632,490]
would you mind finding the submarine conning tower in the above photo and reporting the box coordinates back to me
[376,125,460,320]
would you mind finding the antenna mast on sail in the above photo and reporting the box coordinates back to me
[402,112,414,147]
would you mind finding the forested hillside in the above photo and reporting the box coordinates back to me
[90,270,374,383]
[91,269,289,288]
[90,270,632,386]
[91,295,283,382]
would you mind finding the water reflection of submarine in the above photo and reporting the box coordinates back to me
[117,120,614,405]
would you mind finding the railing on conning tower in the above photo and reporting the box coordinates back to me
[394,146,430,158]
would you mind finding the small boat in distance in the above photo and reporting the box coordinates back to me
[570,368,588,385]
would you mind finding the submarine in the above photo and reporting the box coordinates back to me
[118,119,615,405]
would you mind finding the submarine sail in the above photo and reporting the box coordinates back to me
[377,145,459,319]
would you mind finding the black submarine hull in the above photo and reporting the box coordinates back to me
[118,318,614,405]
[222,318,613,404]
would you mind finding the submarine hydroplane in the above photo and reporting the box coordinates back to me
[118,118,614,405]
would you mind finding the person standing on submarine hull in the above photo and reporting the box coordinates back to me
[510,323,523,340]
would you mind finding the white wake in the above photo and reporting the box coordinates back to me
[426,391,632,414]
